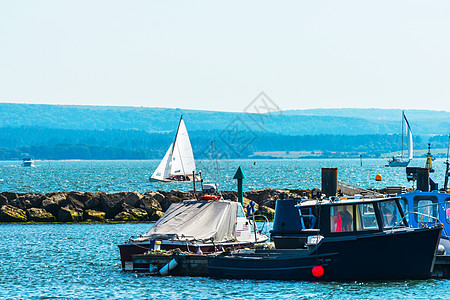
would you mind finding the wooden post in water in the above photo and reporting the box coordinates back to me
[416,168,430,192]
[322,168,338,198]
[233,166,247,206]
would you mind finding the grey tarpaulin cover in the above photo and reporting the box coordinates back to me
[136,200,238,242]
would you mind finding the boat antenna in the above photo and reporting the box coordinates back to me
[444,134,450,192]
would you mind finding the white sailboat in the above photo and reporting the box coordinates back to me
[386,111,413,167]
[150,116,200,182]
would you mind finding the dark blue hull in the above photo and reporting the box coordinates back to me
[208,227,442,281]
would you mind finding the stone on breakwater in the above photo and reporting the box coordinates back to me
[127,208,149,221]
[83,192,102,210]
[114,211,137,221]
[65,192,86,209]
[27,208,56,222]
[0,205,27,222]
[139,195,162,216]
[100,192,124,219]
[84,209,106,222]
[0,194,7,206]
[42,193,67,216]
[58,205,83,222]
[122,191,142,207]
[11,193,46,210]
[153,191,171,211]
[1,192,18,203]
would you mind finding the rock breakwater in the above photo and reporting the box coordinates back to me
[0,188,315,223]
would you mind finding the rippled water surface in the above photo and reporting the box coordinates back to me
[1,159,450,298]
[1,158,449,193]
[1,223,449,299]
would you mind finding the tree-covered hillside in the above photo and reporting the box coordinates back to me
[0,104,449,160]
[2,103,450,135]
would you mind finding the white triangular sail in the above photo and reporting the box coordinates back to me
[150,117,196,182]
[404,114,413,160]
[151,144,173,181]
[170,118,196,177]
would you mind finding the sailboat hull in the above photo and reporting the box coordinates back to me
[386,160,410,167]
[149,175,201,183]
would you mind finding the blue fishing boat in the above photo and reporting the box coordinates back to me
[398,136,450,254]
[397,190,449,254]
[208,196,442,281]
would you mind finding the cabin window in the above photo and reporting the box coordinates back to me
[379,200,402,228]
[330,205,353,233]
[300,207,318,229]
[356,203,378,231]
[398,198,409,222]
[414,196,438,223]
[237,206,246,218]
[445,199,450,223]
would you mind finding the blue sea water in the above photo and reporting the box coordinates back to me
[1,223,449,299]
[0,158,448,194]
[1,158,450,298]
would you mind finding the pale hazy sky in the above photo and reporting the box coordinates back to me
[1,1,449,112]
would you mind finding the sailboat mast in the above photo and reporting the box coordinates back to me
[171,116,183,155]
[401,111,404,158]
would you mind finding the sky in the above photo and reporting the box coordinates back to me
[0,1,449,112]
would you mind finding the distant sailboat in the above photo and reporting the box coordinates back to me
[386,111,413,167]
[150,116,200,182]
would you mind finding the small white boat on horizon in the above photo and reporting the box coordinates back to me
[150,116,200,182]
[22,157,35,167]
[386,111,413,167]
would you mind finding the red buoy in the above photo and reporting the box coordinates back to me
[312,265,324,277]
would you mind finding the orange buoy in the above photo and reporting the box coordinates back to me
[375,174,382,181]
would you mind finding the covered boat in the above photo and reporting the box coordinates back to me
[119,199,268,270]
[208,196,442,281]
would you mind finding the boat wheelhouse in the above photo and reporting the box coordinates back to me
[398,190,450,254]
[207,196,442,281]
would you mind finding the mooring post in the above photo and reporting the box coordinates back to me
[321,167,338,198]
[233,166,247,206]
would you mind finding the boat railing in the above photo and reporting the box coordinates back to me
[248,214,269,236]
[392,202,447,236]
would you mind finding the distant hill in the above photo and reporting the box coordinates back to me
[1,103,450,135]
[0,103,449,160]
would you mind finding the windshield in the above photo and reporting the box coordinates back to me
[379,200,403,228]
[414,196,438,223]
[356,203,378,231]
